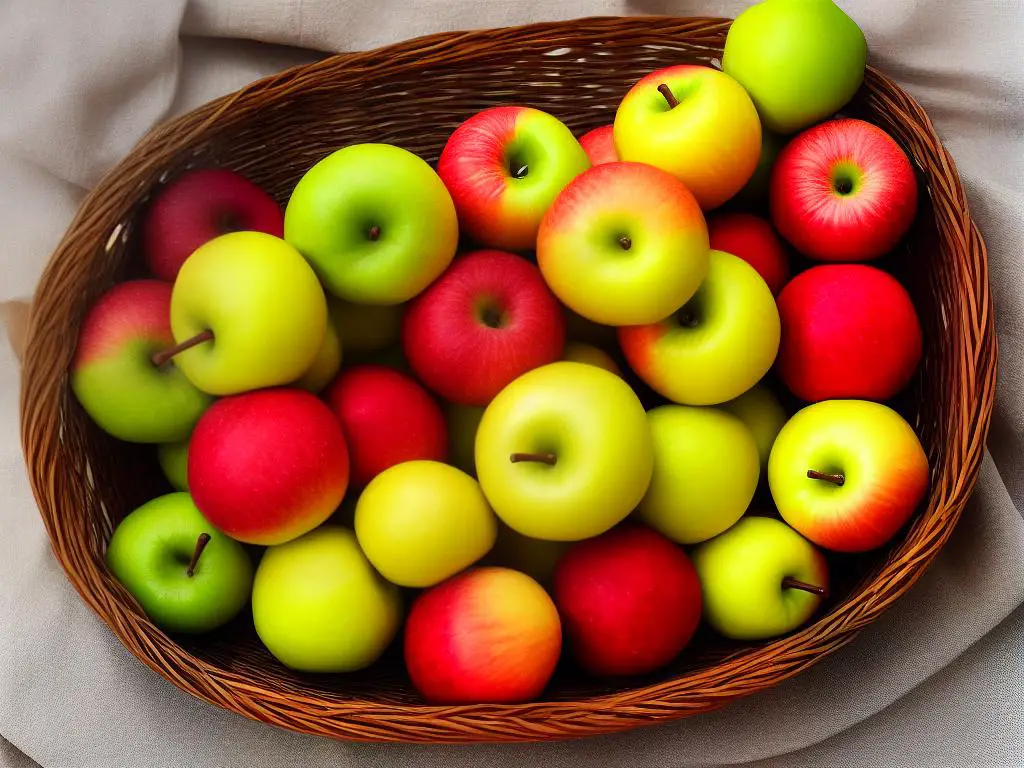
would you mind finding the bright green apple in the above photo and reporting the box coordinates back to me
[170,231,327,396]
[619,250,781,405]
[723,0,868,134]
[328,296,403,360]
[294,317,342,392]
[691,515,828,640]
[721,384,788,470]
[285,143,458,304]
[475,362,654,541]
[638,405,759,544]
[447,402,486,476]
[252,525,402,672]
[157,439,190,491]
[105,492,253,634]
[355,461,497,588]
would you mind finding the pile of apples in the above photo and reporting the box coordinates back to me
[72,0,932,704]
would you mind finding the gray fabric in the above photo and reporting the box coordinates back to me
[1,1,1022,766]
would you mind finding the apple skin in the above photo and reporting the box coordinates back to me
[71,280,213,443]
[404,567,561,704]
[143,168,284,282]
[563,341,621,376]
[356,461,497,588]
[537,162,709,326]
[446,403,486,476]
[638,405,760,545]
[252,525,402,672]
[614,65,761,210]
[723,0,867,134]
[554,525,702,676]
[771,119,918,261]
[285,143,458,304]
[327,297,402,361]
[158,438,190,491]
[619,249,781,405]
[720,384,788,470]
[188,388,349,546]
[294,317,342,393]
[707,212,789,295]
[734,129,786,207]
[475,362,654,541]
[105,492,253,634]
[578,124,618,165]
[437,106,589,251]
[692,516,829,640]
[768,399,929,552]
[325,365,446,487]
[403,250,566,406]
[170,231,327,396]
[776,264,923,402]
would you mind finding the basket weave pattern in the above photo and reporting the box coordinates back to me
[20,17,995,742]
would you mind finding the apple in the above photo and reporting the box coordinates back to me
[189,388,349,545]
[771,119,918,262]
[167,231,327,396]
[158,438,190,491]
[404,567,561,703]
[638,405,760,544]
[294,316,341,392]
[768,399,929,552]
[105,492,253,633]
[403,250,566,405]
[734,129,786,206]
[776,264,923,402]
[325,365,446,487]
[614,65,761,210]
[488,521,570,588]
[252,525,402,672]
[563,341,621,376]
[437,106,589,251]
[70,280,212,443]
[475,361,653,541]
[692,516,829,640]
[554,525,702,676]
[446,402,486,476]
[619,249,780,405]
[143,168,284,282]
[723,0,867,134]
[327,297,402,360]
[707,212,789,295]
[720,384,788,470]
[285,143,458,304]
[356,460,497,588]
[537,162,709,326]
[578,124,618,165]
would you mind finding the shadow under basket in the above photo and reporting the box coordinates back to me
[20,16,996,743]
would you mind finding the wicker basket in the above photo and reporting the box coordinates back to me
[20,16,995,743]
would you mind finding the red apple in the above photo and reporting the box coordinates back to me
[553,525,702,677]
[707,212,789,295]
[402,250,566,405]
[325,365,447,487]
[188,388,349,545]
[777,264,923,402]
[143,168,284,282]
[770,118,918,262]
[578,124,618,166]
[404,567,562,704]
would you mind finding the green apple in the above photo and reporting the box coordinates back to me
[619,250,781,405]
[157,439,190,491]
[169,231,327,396]
[488,521,570,587]
[720,384,788,470]
[355,461,497,588]
[252,525,401,672]
[691,516,829,640]
[105,492,253,634]
[327,296,403,360]
[294,317,342,392]
[723,0,868,134]
[475,362,653,541]
[447,402,486,476]
[638,405,759,544]
[285,143,458,304]
[735,129,786,207]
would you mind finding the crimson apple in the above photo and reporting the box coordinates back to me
[707,212,789,295]
[578,124,618,165]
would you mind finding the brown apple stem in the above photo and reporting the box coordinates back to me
[807,469,845,486]
[152,329,214,367]
[618,235,632,250]
[368,225,381,241]
[657,83,679,109]
[510,452,557,466]
[782,576,828,598]
[186,533,212,577]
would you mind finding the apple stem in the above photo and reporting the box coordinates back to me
[807,469,845,486]
[782,576,827,598]
[186,533,212,577]
[618,236,632,250]
[368,225,381,241]
[510,452,557,466]
[657,83,679,109]
[152,329,214,367]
